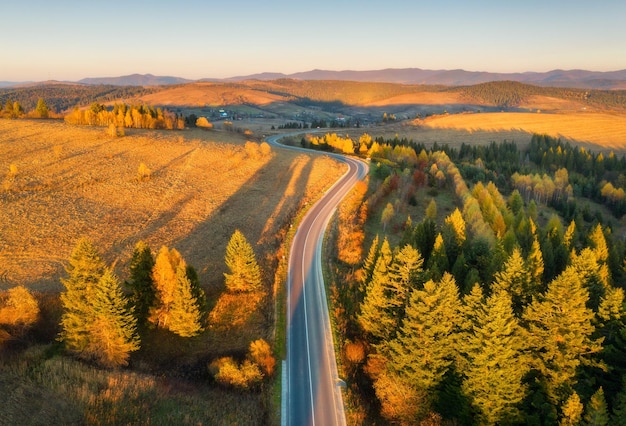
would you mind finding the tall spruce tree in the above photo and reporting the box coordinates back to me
[59,240,138,367]
[59,239,106,354]
[523,265,602,404]
[459,289,530,424]
[86,268,139,367]
[224,230,262,292]
[493,247,531,312]
[126,241,155,326]
[386,273,461,394]
[167,262,203,337]
[584,387,609,426]
[358,239,394,341]
[360,235,380,292]
[148,246,205,336]
[149,246,178,328]
[560,392,584,426]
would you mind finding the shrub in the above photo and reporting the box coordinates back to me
[137,163,151,181]
[249,339,275,376]
[196,117,213,129]
[210,357,263,389]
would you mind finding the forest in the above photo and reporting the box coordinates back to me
[461,81,626,110]
[310,131,626,424]
[0,84,156,114]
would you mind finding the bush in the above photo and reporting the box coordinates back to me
[196,117,213,129]
[137,163,151,181]
[210,357,263,389]
[249,339,275,376]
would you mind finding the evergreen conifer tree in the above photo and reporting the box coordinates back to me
[360,235,380,292]
[59,239,106,354]
[584,387,609,426]
[86,268,139,367]
[167,263,203,337]
[126,241,155,326]
[527,235,544,288]
[149,246,178,328]
[560,392,584,426]
[386,273,461,393]
[460,289,530,424]
[523,265,602,404]
[358,239,394,341]
[224,230,262,292]
[148,246,205,336]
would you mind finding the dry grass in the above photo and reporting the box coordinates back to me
[0,120,345,297]
[0,119,346,423]
[134,82,290,107]
[415,112,626,153]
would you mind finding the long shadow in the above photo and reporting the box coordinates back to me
[167,144,322,353]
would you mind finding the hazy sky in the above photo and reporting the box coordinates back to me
[3,0,626,81]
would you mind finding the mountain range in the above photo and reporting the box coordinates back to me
[3,68,626,90]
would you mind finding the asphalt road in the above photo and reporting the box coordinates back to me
[266,134,368,426]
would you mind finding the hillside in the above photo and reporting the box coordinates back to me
[3,80,626,118]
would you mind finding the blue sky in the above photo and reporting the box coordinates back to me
[3,0,626,81]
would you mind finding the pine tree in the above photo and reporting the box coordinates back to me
[427,233,448,281]
[386,273,461,394]
[584,387,609,426]
[523,265,602,404]
[358,240,395,341]
[126,241,155,326]
[386,245,423,330]
[527,235,544,288]
[35,98,49,118]
[445,208,466,245]
[59,239,106,354]
[148,246,205,336]
[460,289,530,424]
[149,246,178,328]
[589,224,609,264]
[493,247,531,311]
[564,220,577,251]
[560,392,584,426]
[186,264,207,316]
[611,385,626,425]
[167,262,203,337]
[224,230,262,292]
[360,235,380,292]
[86,269,139,367]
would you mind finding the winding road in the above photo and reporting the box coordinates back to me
[266,134,368,426]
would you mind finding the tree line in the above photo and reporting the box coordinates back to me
[0,84,156,113]
[64,102,185,130]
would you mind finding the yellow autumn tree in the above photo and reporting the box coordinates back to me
[148,246,204,336]
[0,286,40,339]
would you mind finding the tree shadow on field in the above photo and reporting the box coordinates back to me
[173,146,320,354]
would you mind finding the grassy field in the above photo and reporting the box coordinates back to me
[0,119,345,424]
[0,120,344,293]
[414,111,626,153]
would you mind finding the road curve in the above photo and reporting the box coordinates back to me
[266,134,368,426]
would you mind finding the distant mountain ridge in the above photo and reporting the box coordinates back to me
[4,68,625,89]
[78,73,192,86]
[227,68,626,89]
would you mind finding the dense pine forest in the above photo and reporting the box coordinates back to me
[316,132,626,424]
